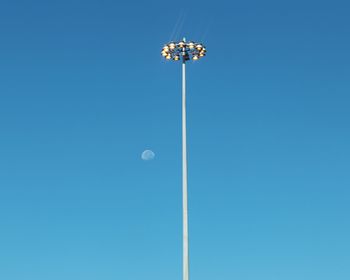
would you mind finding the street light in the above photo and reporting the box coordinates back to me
[161,38,207,280]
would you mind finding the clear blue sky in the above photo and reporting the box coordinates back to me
[1,0,350,279]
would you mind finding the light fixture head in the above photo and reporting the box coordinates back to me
[161,40,207,62]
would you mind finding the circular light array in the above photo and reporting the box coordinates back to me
[161,40,207,61]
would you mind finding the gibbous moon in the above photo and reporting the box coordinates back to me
[141,150,155,161]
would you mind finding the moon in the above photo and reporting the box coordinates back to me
[141,150,155,161]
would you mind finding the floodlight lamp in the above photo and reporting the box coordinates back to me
[178,41,185,48]
[169,42,176,50]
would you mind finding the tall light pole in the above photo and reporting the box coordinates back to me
[161,39,207,280]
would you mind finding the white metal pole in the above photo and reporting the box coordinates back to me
[182,59,189,280]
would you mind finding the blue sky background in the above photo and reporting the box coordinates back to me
[1,0,350,279]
